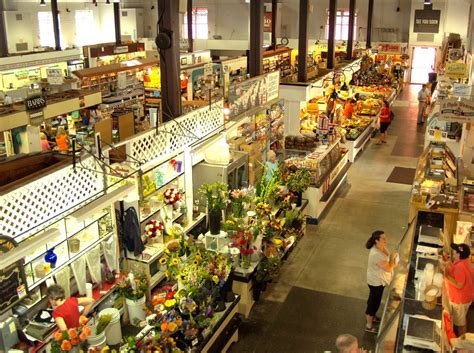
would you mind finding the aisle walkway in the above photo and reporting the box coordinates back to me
[229,85,426,352]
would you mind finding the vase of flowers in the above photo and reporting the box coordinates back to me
[283,166,311,207]
[163,188,181,219]
[144,219,164,244]
[198,182,229,235]
[229,230,256,270]
[118,271,148,326]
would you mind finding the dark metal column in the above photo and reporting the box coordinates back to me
[249,0,263,77]
[271,0,278,49]
[158,0,182,121]
[114,2,121,44]
[346,0,356,60]
[187,0,193,53]
[51,0,61,50]
[297,0,309,82]
[366,0,374,48]
[0,0,8,57]
[327,0,337,69]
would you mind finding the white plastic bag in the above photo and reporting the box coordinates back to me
[85,245,102,284]
[70,257,87,295]
[54,266,71,298]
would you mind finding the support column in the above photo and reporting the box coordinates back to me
[0,0,8,57]
[158,0,182,121]
[114,2,121,44]
[249,0,263,77]
[366,0,374,48]
[271,0,277,49]
[346,0,356,60]
[187,0,193,53]
[297,0,309,82]
[51,0,61,50]
[327,0,337,69]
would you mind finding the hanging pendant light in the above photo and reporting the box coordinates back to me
[40,0,46,6]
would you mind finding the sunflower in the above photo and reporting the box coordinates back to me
[171,258,179,265]
[159,257,168,265]
[212,275,219,284]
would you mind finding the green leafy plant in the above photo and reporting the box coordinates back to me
[284,167,311,193]
[255,256,281,283]
[255,168,282,204]
[198,182,229,212]
[117,271,148,301]
[96,314,112,335]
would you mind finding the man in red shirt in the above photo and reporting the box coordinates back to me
[444,243,473,335]
[47,285,95,331]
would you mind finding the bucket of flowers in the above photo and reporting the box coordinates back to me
[229,230,257,271]
[229,188,252,218]
[162,188,182,220]
[51,317,91,353]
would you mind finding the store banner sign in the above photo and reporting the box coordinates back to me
[29,111,44,126]
[24,95,47,112]
[413,9,441,33]
[439,98,474,123]
[377,43,402,54]
[46,68,64,85]
[228,71,280,119]
[445,62,468,79]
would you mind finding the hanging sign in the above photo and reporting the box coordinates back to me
[439,98,474,123]
[46,68,64,85]
[445,62,468,79]
[377,43,402,55]
[113,45,129,54]
[0,236,28,314]
[24,95,47,112]
[264,12,272,33]
[413,8,441,33]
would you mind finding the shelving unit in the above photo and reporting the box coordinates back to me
[22,207,114,290]
[263,47,292,79]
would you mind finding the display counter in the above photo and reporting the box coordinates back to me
[409,142,460,243]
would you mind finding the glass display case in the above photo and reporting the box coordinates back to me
[378,219,416,339]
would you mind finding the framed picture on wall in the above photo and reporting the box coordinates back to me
[181,57,188,66]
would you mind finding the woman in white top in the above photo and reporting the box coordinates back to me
[365,230,398,333]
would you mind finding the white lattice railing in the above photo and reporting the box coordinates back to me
[0,156,104,241]
[129,100,224,166]
[0,101,224,240]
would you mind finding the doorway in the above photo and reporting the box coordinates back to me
[410,46,436,84]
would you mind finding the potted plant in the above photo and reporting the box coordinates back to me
[198,182,229,235]
[118,271,149,326]
[284,166,311,206]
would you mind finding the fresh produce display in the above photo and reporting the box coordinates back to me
[341,116,373,141]
[355,97,383,116]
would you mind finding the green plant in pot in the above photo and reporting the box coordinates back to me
[284,166,311,206]
[198,182,229,235]
[254,255,281,301]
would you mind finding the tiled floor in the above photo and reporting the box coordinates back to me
[229,85,428,353]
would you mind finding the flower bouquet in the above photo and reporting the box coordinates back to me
[198,182,229,234]
[283,166,311,206]
[144,219,164,244]
[229,188,252,218]
[163,188,181,205]
[51,319,91,353]
[118,271,148,301]
[160,310,183,335]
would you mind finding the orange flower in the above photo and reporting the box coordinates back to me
[61,340,72,351]
[68,328,78,339]
[70,337,80,346]
[167,322,177,332]
[160,322,168,332]
[81,326,92,336]
[79,332,89,341]
[79,316,89,325]
[54,332,63,341]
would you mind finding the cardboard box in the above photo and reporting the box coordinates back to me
[227,136,246,151]
[240,141,263,154]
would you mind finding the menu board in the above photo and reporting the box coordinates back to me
[0,236,27,313]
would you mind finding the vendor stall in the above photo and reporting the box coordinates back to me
[83,42,146,68]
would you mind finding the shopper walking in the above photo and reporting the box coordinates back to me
[365,230,398,333]
[443,243,473,336]
[376,101,392,145]
[335,334,368,353]
[417,84,427,124]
